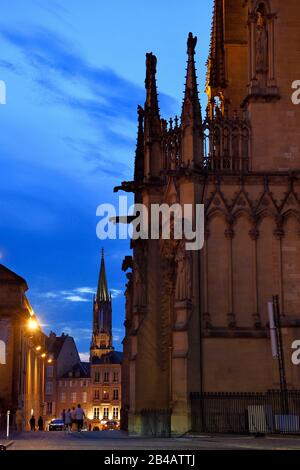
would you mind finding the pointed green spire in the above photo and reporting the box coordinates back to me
[96,249,109,302]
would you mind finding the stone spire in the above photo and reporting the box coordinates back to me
[207,0,226,89]
[96,248,109,302]
[144,53,162,178]
[91,249,113,359]
[134,105,145,184]
[181,32,203,166]
[145,53,160,118]
[181,32,202,127]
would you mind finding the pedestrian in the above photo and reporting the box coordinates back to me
[65,408,72,432]
[75,404,85,432]
[30,415,36,431]
[61,408,66,428]
[15,408,23,432]
[38,416,44,431]
[71,407,76,431]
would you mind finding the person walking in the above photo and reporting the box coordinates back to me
[71,407,76,431]
[38,416,44,431]
[61,409,66,429]
[74,404,85,432]
[65,408,72,432]
[15,408,24,432]
[29,415,36,431]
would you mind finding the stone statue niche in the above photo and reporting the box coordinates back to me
[175,242,192,302]
[255,3,268,86]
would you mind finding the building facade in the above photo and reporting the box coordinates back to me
[89,250,122,427]
[45,251,122,429]
[119,0,300,435]
[0,264,46,430]
[43,332,81,424]
[56,362,91,421]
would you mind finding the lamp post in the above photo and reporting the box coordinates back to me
[6,410,10,439]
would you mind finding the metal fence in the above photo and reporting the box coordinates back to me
[140,409,171,437]
[190,391,300,435]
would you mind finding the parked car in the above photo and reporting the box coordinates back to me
[48,418,65,431]
[103,420,120,431]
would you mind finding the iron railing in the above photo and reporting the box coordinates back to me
[140,408,171,437]
[190,391,300,435]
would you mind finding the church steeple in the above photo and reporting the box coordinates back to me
[90,249,113,360]
[96,248,109,302]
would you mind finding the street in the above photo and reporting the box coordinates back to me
[1,431,300,450]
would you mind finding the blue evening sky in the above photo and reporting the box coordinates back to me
[0,0,213,359]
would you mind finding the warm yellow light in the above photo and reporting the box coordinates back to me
[36,346,42,351]
[41,353,46,358]
[47,358,53,363]
[28,318,38,331]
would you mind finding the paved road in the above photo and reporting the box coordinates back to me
[1,431,300,450]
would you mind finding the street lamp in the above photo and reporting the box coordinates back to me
[27,318,39,332]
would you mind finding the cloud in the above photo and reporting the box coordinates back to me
[0,25,177,145]
[75,287,96,295]
[44,292,59,299]
[35,287,94,303]
[79,352,90,362]
[58,326,92,342]
[0,59,19,73]
[111,289,123,299]
[63,137,132,179]
[33,285,123,304]
[64,295,89,303]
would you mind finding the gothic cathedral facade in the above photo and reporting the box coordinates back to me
[118,0,300,435]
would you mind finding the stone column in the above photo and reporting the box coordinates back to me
[274,225,285,315]
[249,227,261,327]
[225,226,236,327]
[203,229,211,328]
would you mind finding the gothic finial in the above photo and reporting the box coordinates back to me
[187,32,197,56]
[161,118,167,133]
[134,105,145,183]
[181,32,202,127]
[143,53,162,178]
[145,52,160,117]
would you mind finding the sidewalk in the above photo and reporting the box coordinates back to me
[1,431,300,450]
